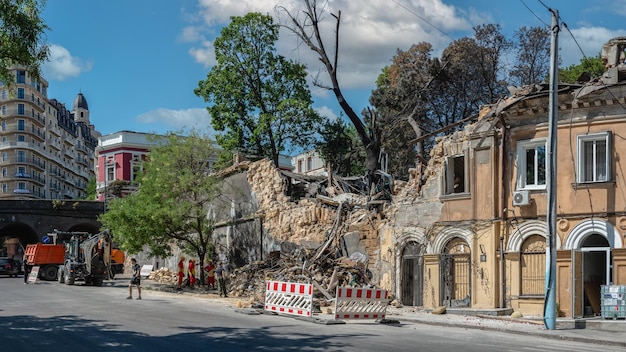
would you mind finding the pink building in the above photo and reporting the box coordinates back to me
[95,131,161,201]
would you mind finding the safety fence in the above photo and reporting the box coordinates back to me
[264,280,313,318]
[334,286,388,320]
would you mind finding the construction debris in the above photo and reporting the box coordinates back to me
[226,244,376,308]
[148,267,177,284]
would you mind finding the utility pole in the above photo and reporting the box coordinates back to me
[544,8,559,330]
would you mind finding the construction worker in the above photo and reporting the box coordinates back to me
[188,259,196,288]
[177,256,185,290]
[204,260,216,290]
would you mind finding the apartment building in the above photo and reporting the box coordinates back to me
[384,37,626,319]
[0,68,99,200]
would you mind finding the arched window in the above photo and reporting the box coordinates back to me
[520,234,545,296]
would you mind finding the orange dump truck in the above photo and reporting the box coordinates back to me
[24,243,65,281]
[111,248,125,276]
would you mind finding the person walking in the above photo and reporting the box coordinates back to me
[177,256,185,290]
[204,260,216,290]
[127,258,142,300]
[215,262,228,297]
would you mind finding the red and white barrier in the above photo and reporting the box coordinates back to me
[334,286,388,320]
[265,280,313,318]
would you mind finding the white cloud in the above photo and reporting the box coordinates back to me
[560,26,626,66]
[43,44,93,81]
[189,40,217,67]
[315,106,338,121]
[188,0,473,90]
[179,26,203,43]
[136,108,216,136]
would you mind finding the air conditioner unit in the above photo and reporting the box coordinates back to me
[512,190,530,206]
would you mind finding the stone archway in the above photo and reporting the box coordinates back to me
[440,237,471,307]
[0,222,38,259]
[565,219,622,249]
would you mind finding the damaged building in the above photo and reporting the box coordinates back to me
[199,37,626,319]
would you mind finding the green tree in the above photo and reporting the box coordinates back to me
[99,131,223,284]
[315,118,365,177]
[370,25,510,180]
[559,54,605,83]
[0,0,49,86]
[195,12,323,169]
[81,177,96,200]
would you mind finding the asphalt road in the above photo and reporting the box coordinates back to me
[0,276,622,352]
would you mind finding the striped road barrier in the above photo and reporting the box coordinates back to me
[265,280,313,318]
[334,286,388,320]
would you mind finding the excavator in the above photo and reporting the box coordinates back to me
[57,230,112,286]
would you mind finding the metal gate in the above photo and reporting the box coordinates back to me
[440,253,471,307]
[401,242,424,306]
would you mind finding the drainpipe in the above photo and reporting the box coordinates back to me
[500,236,505,308]
[498,114,508,309]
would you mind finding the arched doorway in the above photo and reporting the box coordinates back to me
[566,219,618,317]
[581,234,611,316]
[401,241,424,306]
[440,237,471,307]
[0,222,38,260]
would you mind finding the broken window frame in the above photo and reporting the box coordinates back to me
[516,139,547,191]
[577,132,611,184]
[443,153,469,195]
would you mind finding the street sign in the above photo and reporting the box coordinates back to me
[28,266,39,284]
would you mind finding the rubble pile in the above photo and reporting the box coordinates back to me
[226,245,376,308]
[148,267,178,284]
[214,158,394,308]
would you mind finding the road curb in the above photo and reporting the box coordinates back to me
[388,315,626,348]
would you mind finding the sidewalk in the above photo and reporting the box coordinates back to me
[116,277,626,348]
[382,306,626,348]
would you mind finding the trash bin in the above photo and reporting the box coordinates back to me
[601,285,626,319]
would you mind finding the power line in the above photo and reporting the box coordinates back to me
[519,0,549,27]
[389,0,455,42]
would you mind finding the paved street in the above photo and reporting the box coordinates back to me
[0,276,624,352]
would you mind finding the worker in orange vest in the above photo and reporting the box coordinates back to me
[177,256,185,291]
[188,259,196,288]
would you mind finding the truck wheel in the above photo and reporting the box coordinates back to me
[44,266,58,281]
[65,269,74,285]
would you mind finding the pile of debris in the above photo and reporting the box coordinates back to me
[148,267,178,284]
[227,245,375,308]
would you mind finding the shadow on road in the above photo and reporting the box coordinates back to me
[0,314,367,351]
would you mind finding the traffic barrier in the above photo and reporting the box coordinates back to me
[265,280,313,318]
[334,286,388,320]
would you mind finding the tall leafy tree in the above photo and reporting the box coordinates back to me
[99,131,223,285]
[559,54,605,83]
[369,43,435,180]
[195,12,322,169]
[510,26,551,86]
[370,25,509,180]
[0,0,49,86]
[315,118,365,177]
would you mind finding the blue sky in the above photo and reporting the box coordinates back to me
[40,0,626,150]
